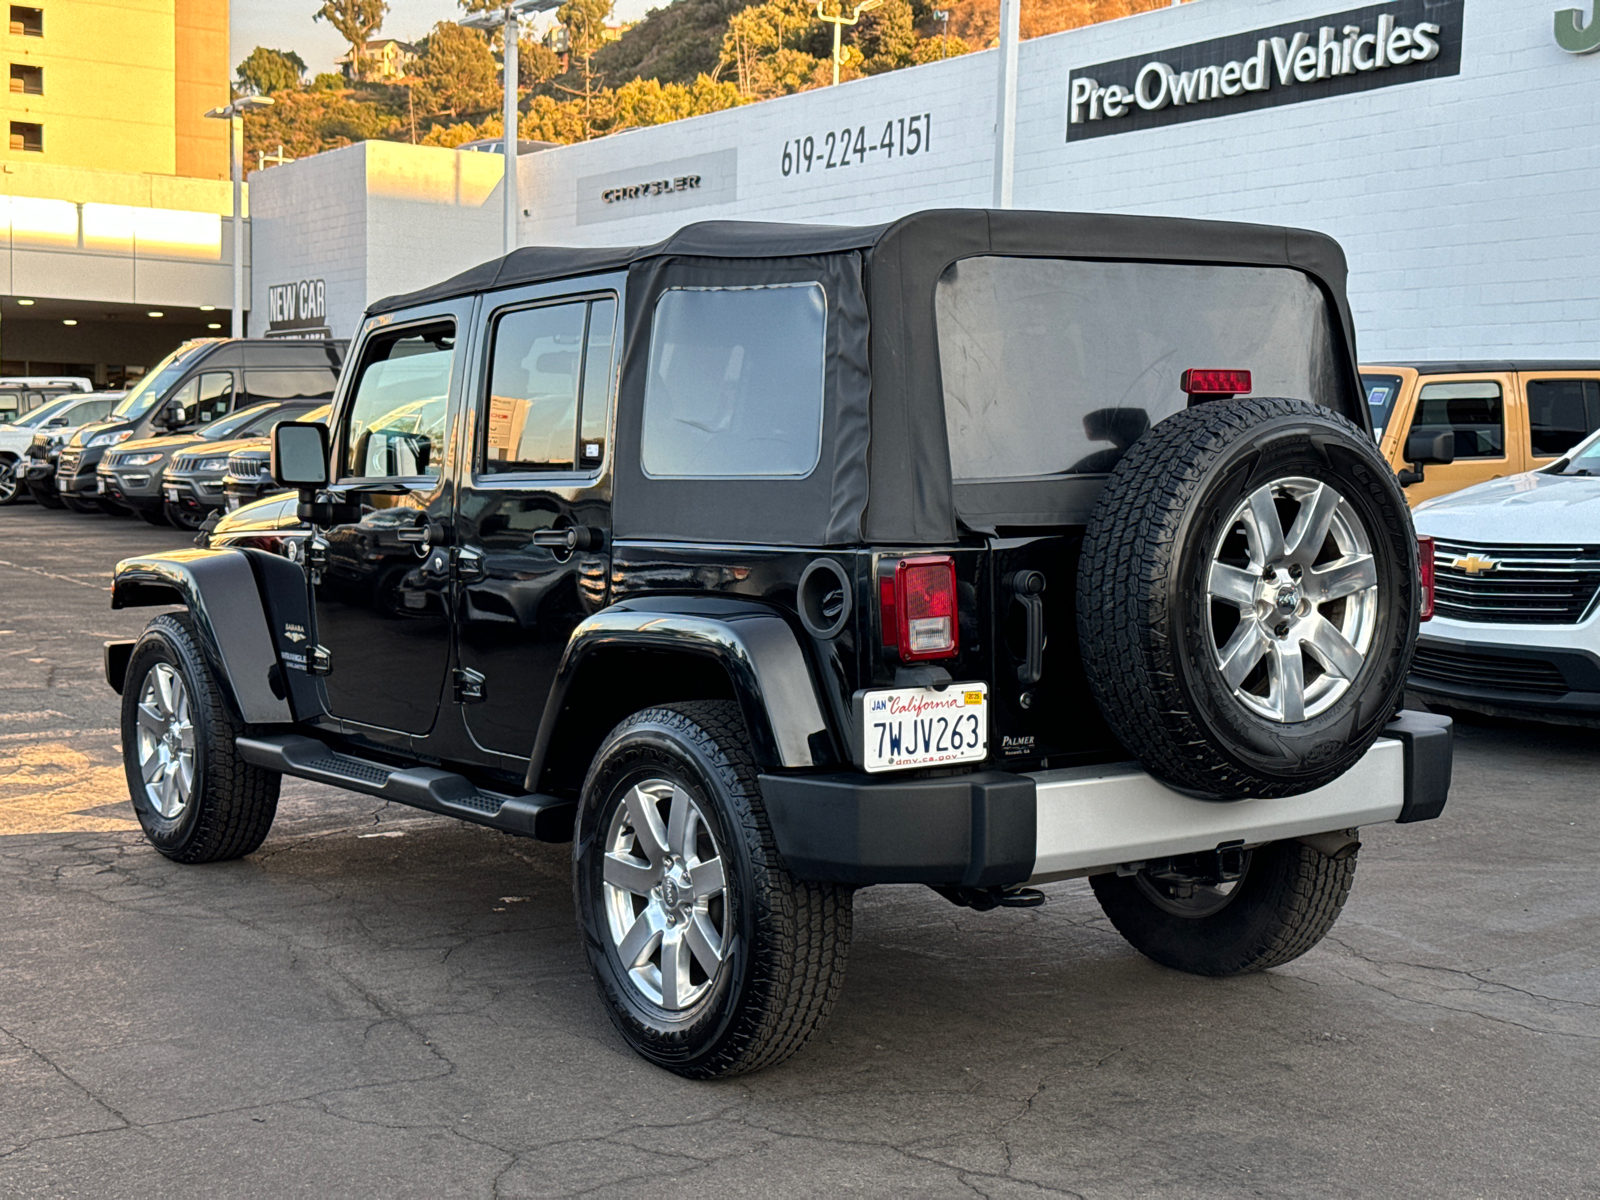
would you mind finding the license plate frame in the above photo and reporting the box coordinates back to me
[855,682,988,773]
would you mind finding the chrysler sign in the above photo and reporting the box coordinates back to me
[1067,0,1463,141]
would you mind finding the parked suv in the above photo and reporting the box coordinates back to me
[1,393,118,505]
[59,338,344,514]
[1365,361,1600,504]
[99,399,329,529]
[106,212,1451,1078]
[9,393,123,507]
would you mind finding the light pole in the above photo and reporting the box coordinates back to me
[991,0,1020,207]
[204,95,274,339]
[464,0,562,256]
[815,0,882,87]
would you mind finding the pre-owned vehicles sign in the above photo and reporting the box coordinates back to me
[1066,0,1463,141]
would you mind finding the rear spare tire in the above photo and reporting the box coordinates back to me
[1077,397,1416,798]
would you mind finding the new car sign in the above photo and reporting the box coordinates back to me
[1066,0,1463,141]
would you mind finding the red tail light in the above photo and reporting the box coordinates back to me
[1418,535,1435,621]
[1181,368,1251,398]
[882,555,958,661]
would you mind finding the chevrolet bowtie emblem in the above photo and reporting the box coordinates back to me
[1451,554,1499,575]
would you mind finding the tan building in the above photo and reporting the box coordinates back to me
[0,1,236,384]
[338,37,419,83]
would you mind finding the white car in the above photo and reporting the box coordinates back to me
[0,393,119,506]
[1409,427,1600,724]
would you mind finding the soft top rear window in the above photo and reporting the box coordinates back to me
[935,257,1344,481]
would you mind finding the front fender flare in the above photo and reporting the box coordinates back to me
[112,548,293,725]
[527,597,831,791]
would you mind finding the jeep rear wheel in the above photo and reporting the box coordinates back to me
[120,612,281,862]
[573,701,853,1078]
[1077,398,1417,798]
[1090,837,1359,975]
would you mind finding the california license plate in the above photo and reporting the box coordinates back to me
[858,683,988,773]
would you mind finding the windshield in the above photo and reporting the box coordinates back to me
[5,396,76,428]
[1362,373,1402,437]
[199,404,272,441]
[1556,428,1600,475]
[110,343,208,421]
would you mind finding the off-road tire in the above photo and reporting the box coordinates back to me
[1077,397,1417,798]
[139,507,172,527]
[0,456,21,505]
[574,701,853,1078]
[1090,838,1359,975]
[99,498,131,517]
[120,612,280,862]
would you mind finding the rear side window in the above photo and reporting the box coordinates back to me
[641,284,826,479]
[935,257,1344,479]
[1415,381,1504,459]
[1362,373,1402,435]
[479,296,615,474]
[1526,378,1600,457]
[343,322,454,479]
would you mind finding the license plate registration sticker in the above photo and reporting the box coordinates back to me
[860,683,987,772]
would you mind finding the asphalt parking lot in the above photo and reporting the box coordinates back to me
[1,504,1597,1198]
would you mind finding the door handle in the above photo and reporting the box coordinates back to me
[532,526,604,552]
[1011,570,1046,688]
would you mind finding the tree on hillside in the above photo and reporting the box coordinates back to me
[414,22,501,118]
[856,0,918,73]
[719,0,832,97]
[592,0,747,86]
[236,46,308,95]
[314,0,389,80]
[520,35,563,86]
[555,0,615,139]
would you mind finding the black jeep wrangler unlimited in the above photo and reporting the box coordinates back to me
[106,210,1451,1078]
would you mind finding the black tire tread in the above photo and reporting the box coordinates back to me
[1077,397,1411,797]
[126,613,280,863]
[581,701,852,1078]
[1091,839,1358,976]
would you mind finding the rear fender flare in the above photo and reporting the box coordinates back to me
[527,598,831,793]
[111,548,294,725]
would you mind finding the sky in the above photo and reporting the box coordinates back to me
[231,0,659,77]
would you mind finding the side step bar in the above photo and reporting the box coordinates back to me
[235,733,575,842]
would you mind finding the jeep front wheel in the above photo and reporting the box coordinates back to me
[573,702,853,1078]
[120,612,281,862]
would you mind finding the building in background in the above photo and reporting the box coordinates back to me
[337,38,420,83]
[1,0,235,386]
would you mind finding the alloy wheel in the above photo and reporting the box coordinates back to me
[1204,476,1380,723]
[135,662,196,819]
[600,778,731,1012]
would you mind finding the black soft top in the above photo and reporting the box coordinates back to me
[368,210,1362,546]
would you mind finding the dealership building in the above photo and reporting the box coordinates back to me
[181,0,1600,363]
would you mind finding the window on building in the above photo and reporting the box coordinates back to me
[9,7,41,36]
[9,63,40,94]
[1414,380,1505,459]
[641,284,826,479]
[9,120,41,152]
[1526,379,1600,458]
[479,296,616,474]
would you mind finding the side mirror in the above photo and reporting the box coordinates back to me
[47,417,68,427]
[271,421,331,491]
[165,403,190,428]
[1398,430,1456,487]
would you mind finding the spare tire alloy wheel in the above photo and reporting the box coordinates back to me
[1207,477,1378,723]
[1078,398,1417,799]
[574,702,852,1078]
